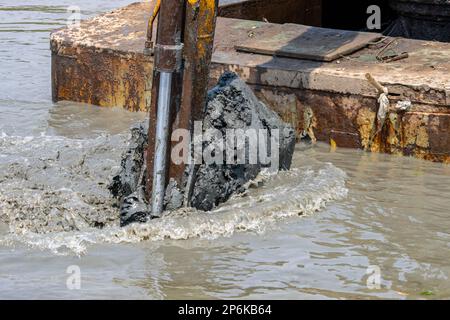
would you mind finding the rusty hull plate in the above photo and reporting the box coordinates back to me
[50,1,450,163]
[235,23,382,61]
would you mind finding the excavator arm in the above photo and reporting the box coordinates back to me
[145,0,219,216]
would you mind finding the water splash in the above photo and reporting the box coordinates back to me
[0,132,127,234]
[0,155,348,256]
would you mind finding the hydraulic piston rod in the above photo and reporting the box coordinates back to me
[151,71,173,214]
[147,0,185,217]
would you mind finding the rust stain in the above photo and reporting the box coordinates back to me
[255,89,300,137]
[357,107,376,150]
[52,45,152,111]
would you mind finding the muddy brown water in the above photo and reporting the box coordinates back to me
[1,1,450,299]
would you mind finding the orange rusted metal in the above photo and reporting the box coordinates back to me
[173,0,220,202]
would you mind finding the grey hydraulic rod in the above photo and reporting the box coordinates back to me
[151,71,173,216]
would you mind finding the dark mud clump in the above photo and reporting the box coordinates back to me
[108,122,150,225]
[190,72,296,211]
[109,123,148,200]
[110,72,297,226]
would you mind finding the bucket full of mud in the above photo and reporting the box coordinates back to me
[109,72,297,226]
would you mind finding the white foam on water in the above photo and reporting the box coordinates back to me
[0,158,348,256]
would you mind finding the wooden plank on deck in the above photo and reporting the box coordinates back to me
[235,23,382,62]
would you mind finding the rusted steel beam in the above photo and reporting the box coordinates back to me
[172,0,219,203]
[182,0,219,123]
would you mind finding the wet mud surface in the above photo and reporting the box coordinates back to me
[110,72,296,226]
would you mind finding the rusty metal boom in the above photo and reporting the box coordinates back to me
[145,0,219,216]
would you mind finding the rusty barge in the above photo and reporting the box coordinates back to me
[50,0,450,163]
